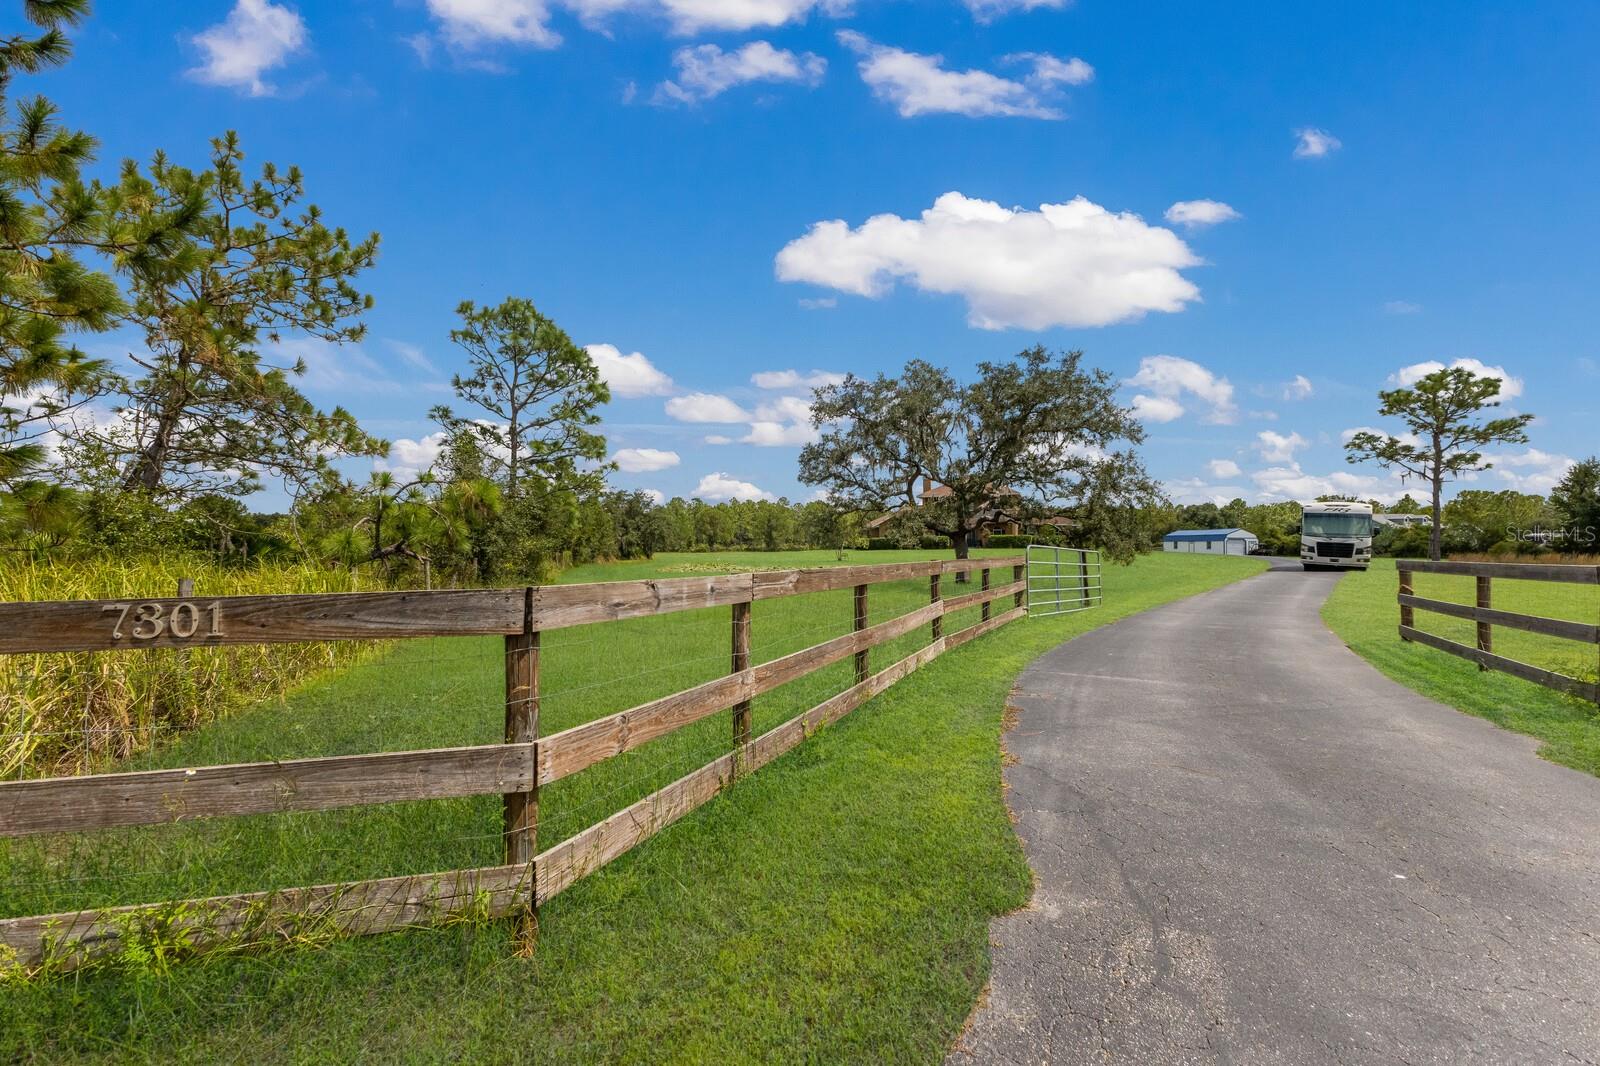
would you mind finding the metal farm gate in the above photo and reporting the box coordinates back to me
[1026,545,1104,618]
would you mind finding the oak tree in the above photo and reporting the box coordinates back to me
[799,347,1160,565]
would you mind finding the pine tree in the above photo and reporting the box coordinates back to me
[69,131,384,500]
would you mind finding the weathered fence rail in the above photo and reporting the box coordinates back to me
[0,555,1026,974]
[1397,559,1600,704]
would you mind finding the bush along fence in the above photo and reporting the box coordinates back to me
[1397,559,1600,704]
[0,556,1026,976]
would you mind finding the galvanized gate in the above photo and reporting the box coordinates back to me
[1026,544,1104,617]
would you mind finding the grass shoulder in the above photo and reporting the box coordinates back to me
[1322,558,1600,776]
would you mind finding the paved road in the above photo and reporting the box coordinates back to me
[949,566,1600,1065]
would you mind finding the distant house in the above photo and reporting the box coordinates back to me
[1162,528,1260,556]
[1372,513,1430,528]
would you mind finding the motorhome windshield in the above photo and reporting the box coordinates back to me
[1303,513,1371,538]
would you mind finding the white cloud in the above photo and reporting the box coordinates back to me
[654,41,824,104]
[964,0,1068,20]
[1206,459,1242,479]
[1251,463,1390,502]
[739,395,819,446]
[1383,300,1422,315]
[665,393,752,423]
[188,0,307,96]
[385,340,439,376]
[1488,448,1575,493]
[1341,425,1422,449]
[694,471,773,502]
[751,369,844,389]
[1124,355,1237,425]
[612,447,681,472]
[837,32,1087,119]
[704,434,733,445]
[640,488,666,505]
[1008,52,1094,88]
[1129,394,1185,424]
[1255,430,1309,463]
[777,192,1202,330]
[1163,199,1241,229]
[1390,357,1523,400]
[1293,127,1342,159]
[375,432,449,480]
[1166,477,1248,507]
[424,0,561,49]
[1283,374,1313,401]
[798,296,837,310]
[586,343,675,398]
[422,0,849,52]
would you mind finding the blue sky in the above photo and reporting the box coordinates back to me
[48,0,1600,508]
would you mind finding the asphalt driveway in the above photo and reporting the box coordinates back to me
[949,565,1600,1065]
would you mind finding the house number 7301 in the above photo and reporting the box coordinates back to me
[102,601,225,641]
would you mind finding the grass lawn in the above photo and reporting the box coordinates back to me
[1323,558,1600,776]
[2,549,1265,1064]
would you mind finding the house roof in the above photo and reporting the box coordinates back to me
[1163,528,1256,541]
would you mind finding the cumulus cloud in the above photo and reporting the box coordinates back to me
[188,0,308,95]
[375,432,449,479]
[585,343,675,398]
[1341,425,1422,449]
[654,40,825,104]
[751,369,844,389]
[612,447,681,472]
[1206,459,1242,479]
[776,192,1202,330]
[1251,464,1390,502]
[694,471,774,502]
[1166,477,1248,507]
[1293,127,1342,159]
[1390,357,1523,400]
[1255,430,1308,463]
[964,0,1068,19]
[1124,355,1237,425]
[704,434,733,445]
[1489,448,1575,493]
[1163,199,1241,229]
[665,393,752,423]
[1129,394,1185,424]
[422,0,850,52]
[1282,374,1313,401]
[837,32,1087,119]
[740,395,819,446]
[640,488,666,505]
[425,0,559,48]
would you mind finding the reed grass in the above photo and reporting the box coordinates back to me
[0,558,374,779]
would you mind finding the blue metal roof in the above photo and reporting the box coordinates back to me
[1163,528,1255,542]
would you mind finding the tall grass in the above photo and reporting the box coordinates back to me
[0,558,374,779]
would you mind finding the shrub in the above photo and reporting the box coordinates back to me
[918,535,948,550]
[985,534,1034,549]
[867,537,898,551]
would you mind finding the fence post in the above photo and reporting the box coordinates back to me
[1078,550,1090,609]
[930,571,943,641]
[980,568,991,622]
[1013,563,1025,612]
[732,601,752,765]
[1398,566,1414,637]
[853,583,869,685]
[503,596,539,950]
[1476,575,1493,669]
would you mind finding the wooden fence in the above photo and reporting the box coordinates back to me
[0,556,1026,974]
[1397,559,1600,704]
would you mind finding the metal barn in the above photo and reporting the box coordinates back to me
[1162,528,1260,556]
